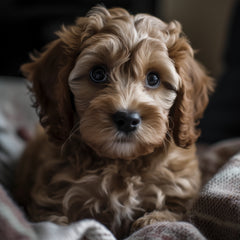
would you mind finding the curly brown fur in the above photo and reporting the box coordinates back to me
[15,6,214,239]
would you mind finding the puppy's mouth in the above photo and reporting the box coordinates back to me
[115,139,132,143]
[114,135,135,143]
[80,106,166,160]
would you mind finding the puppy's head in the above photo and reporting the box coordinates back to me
[21,6,213,160]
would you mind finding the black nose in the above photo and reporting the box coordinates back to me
[112,111,141,133]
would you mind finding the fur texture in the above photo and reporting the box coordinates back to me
[15,6,214,239]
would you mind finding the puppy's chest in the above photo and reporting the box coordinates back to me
[72,164,164,219]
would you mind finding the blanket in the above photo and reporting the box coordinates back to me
[1,78,240,240]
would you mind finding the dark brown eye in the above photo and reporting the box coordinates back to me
[90,66,108,83]
[146,72,160,88]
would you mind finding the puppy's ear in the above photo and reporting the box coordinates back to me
[21,6,112,144]
[21,39,75,144]
[167,21,214,148]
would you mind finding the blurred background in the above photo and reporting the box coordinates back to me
[0,0,239,144]
[0,0,235,77]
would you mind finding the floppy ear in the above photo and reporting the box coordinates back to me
[21,6,113,145]
[21,39,76,144]
[167,21,214,148]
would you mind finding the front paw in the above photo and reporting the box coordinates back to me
[131,210,182,233]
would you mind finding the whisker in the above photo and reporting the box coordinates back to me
[60,122,80,155]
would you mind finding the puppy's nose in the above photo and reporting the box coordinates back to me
[112,111,141,133]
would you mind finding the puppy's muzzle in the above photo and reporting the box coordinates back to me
[112,111,141,134]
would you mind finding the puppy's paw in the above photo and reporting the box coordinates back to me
[131,210,182,233]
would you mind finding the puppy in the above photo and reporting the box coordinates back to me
[15,6,214,239]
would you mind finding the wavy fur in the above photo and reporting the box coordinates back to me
[16,6,214,239]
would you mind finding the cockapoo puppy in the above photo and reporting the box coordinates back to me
[15,6,214,239]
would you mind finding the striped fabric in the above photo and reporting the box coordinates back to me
[0,185,37,240]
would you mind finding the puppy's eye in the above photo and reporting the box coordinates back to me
[146,72,160,88]
[90,66,108,83]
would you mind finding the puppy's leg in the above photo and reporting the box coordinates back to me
[131,209,182,232]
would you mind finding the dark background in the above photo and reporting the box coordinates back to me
[0,0,157,76]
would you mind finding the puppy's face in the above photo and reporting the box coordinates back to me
[69,17,180,159]
[21,7,213,160]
